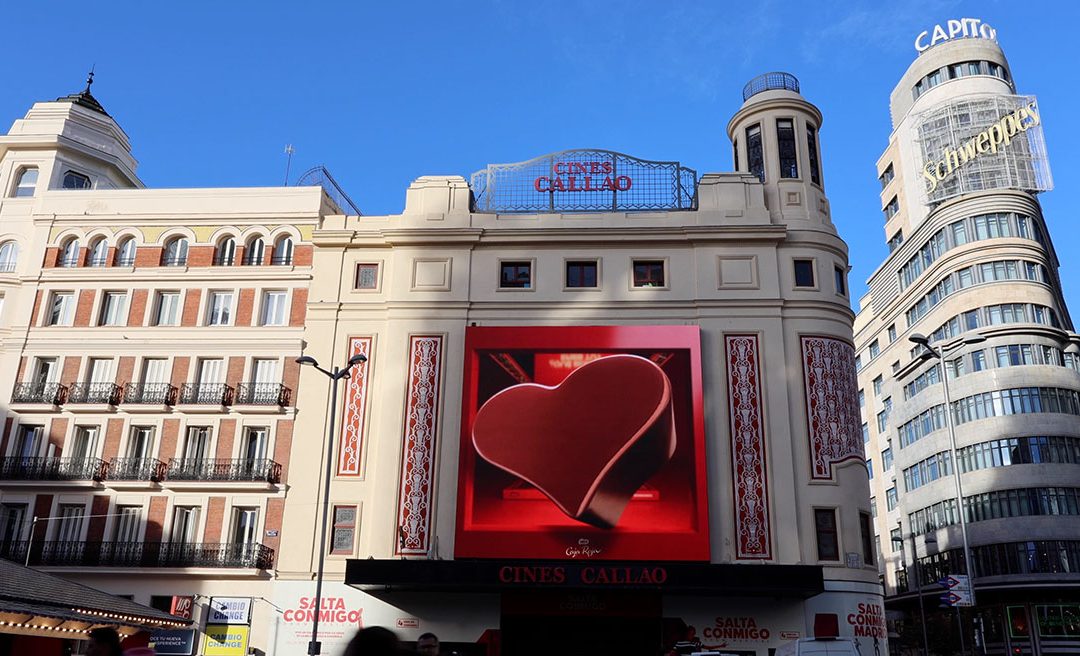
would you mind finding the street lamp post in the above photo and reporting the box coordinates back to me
[296,352,368,656]
[895,519,933,656]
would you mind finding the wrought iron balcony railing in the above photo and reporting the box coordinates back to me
[116,255,136,267]
[67,382,121,405]
[107,457,167,482]
[270,254,293,265]
[122,383,176,405]
[0,457,107,481]
[0,261,16,273]
[87,256,110,267]
[161,255,187,267]
[11,382,65,404]
[234,383,289,406]
[166,458,281,484]
[213,254,235,266]
[6,541,274,569]
[178,383,232,405]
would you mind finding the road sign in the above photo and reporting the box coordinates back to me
[937,573,974,606]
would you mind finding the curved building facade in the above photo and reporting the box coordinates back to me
[855,25,1079,656]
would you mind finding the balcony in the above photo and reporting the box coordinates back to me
[122,383,176,411]
[234,382,289,407]
[0,457,107,482]
[270,254,293,266]
[107,457,167,482]
[178,383,232,407]
[11,382,65,406]
[6,541,274,569]
[166,458,281,484]
[67,382,121,405]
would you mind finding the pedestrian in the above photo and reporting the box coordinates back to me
[416,632,440,656]
[343,626,401,656]
[86,627,123,656]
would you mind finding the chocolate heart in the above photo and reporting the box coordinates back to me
[472,354,676,528]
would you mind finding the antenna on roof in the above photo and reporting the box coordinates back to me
[283,144,295,186]
[84,65,95,93]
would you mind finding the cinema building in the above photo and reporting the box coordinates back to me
[854,22,1080,655]
[273,71,883,656]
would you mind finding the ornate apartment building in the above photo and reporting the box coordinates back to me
[854,23,1080,656]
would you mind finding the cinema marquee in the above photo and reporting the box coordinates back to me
[470,149,697,213]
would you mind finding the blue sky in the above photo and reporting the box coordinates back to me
[3,0,1079,309]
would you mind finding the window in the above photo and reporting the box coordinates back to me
[873,376,883,397]
[232,508,259,546]
[46,292,75,326]
[860,513,875,566]
[243,237,265,265]
[884,196,899,220]
[888,325,897,343]
[54,504,85,542]
[806,124,821,185]
[632,260,665,288]
[207,292,233,326]
[858,389,865,408]
[877,409,889,433]
[870,498,877,519]
[886,487,898,511]
[879,164,894,189]
[170,506,200,546]
[892,361,901,374]
[566,260,598,288]
[13,425,43,459]
[862,423,869,443]
[127,426,155,459]
[112,506,142,543]
[776,119,798,178]
[355,263,379,290]
[98,292,128,326]
[887,230,904,253]
[834,266,846,296]
[0,241,18,272]
[854,355,862,372]
[59,238,80,267]
[793,259,815,287]
[273,236,294,265]
[0,503,28,542]
[215,237,236,265]
[867,458,873,479]
[116,238,136,267]
[153,292,181,326]
[62,170,91,190]
[88,238,109,267]
[746,124,764,182]
[162,237,188,266]
[814,509,839,561]
[12,168,37,197]
[261,291,287,326]
[243,427,268,464]
[69,426,99,461]
[869,340,880,359]
[882,447,893,471]
[500,261,533,289]
[890,528,902,553]
[732,140,739,171]
[331,506,357,554]
[182,426,211,461]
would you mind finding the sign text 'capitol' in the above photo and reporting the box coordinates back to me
[915,18,996,52]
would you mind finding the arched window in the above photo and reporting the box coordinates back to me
[13,168,37,198]
[116,237,136,267]
[215,237,236,266]
[0,242,18,272]
[162,237,188,266]
[62,170,91,190]
[272,236,294,265]
[59,238,80,267]
[243,237,265,265]
[88,238,109,267]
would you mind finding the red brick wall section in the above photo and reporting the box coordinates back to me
[15,356,28,383]
[216,419,236,459]
[282,358,299,406]
[289,288,308,327]
[0,417,12,458]
[236,288,255,327]
[145,496,168,543]
[43,247,59,268]
[171,357,190,390]
[203,497,226,543]
[60,356,82,387]
[134,247,162,268]
[48,418,68,455]
[234,246,246,267]
[294,245,313,266]
[116,357,135,386]
[181,289,202,326]
[274,419,293,483]
[32,495,54,540]
[106,246,116,266]
[264,498,284,561]
[227,357,245,387]
[187,246,213,267]
[86,496,111,541]
[30,290,42,326]
[74,289,96,327]
[102,418,124,460]
[160,419,180,461]
[128,289,148,326]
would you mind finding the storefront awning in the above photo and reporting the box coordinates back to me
[0,559,190,640]
[346,559,825,598]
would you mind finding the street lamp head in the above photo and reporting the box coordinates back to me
[347,353,368,367]
[295,356,319,367]
[908,333,929,346]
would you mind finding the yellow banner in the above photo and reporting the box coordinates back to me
[203,625,249,656]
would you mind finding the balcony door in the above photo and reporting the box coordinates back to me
[197,358,224,403]
[232,508,258,545]
[13,425,42,459]
[127,427,154,459]
[142,358,168,384]
[170,506,200,547]
[88,358,113,385]
[183,427,211,462]
[69,426,98,461]
[54,504,84,543]
[33,358,57,386]
[244,428,268,463]
[112,506,142,543]
[0,503,26,544]
[253,359,279,384]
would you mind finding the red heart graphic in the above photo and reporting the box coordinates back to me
[472,354,676,528]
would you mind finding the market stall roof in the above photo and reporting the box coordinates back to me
[0,559,190,640]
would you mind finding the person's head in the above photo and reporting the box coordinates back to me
[417,632,440,656]
[87,628,123,656]
[344,626,401,656]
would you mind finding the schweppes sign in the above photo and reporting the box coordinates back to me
[923,100,1040,193]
